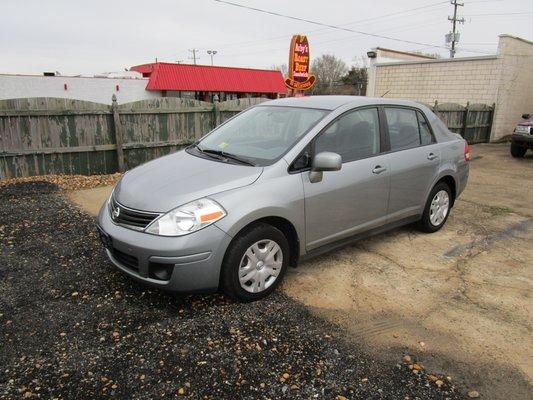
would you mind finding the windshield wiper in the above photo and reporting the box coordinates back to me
[200,148,256,166]
[190,144,225,161]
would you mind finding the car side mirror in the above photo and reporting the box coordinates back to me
[309,152,342,183]
[521,113,530,120]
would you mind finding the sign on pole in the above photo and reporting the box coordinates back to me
[285,34,316,94]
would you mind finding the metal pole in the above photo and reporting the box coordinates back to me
[207,50,217,66]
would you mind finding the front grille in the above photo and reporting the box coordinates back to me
[111,247,139,271]
[515,125,532,135]
[109,196,159,230]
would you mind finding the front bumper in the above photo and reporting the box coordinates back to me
[511,133,533,146]
[97,203,233,293]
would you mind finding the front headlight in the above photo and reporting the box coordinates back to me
[145,198,226,236]
[515,125,530,134]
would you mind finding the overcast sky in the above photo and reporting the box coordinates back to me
[1,0,532,75]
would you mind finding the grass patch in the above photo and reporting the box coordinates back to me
[482,204,514,216]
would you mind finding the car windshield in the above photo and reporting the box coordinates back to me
[196,106,328,166]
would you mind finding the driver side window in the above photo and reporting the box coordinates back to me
[315,108,381,163]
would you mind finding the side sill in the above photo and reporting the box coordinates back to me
[300,215,420,262]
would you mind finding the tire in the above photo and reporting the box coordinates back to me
[417,182,452,233]
[220,222,289,302]
[510,143,527,158]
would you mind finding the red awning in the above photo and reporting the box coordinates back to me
[131,63,287,94]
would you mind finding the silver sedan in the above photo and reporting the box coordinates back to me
[97,96,470,301]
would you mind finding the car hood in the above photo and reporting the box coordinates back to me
[114,150,263,212]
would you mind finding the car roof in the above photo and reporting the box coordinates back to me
[260,95,428,111]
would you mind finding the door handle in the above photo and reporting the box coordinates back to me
[427,153,438,160]
[372,165,387,174]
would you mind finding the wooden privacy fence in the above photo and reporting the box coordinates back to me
[0,96,266,179]
[430,101,495,144]
[0,97,495,179]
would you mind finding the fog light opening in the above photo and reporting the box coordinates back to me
[149,262,174,281]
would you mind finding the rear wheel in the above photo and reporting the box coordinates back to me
[221,223,289,302]
[417,182,452,233]
[510,142,527,158]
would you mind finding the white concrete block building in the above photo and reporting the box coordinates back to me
[366,35,533,141]
[0,73,158,105]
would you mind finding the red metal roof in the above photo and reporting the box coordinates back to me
[130,63,287,94]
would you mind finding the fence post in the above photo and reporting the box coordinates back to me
[111,94,125,172]
[213,97,220,128]
[462,101,470,138]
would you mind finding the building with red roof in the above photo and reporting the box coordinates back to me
[130,62,287,102]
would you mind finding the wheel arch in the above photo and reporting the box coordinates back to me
[434,175,457,206]
[222,215,301,268]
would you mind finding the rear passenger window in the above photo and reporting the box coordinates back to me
[315,108,380,163]
[417,111,434,145]
[385,108,420,151]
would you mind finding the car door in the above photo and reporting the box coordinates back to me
[300,107,391,250]
[383,107,441,221]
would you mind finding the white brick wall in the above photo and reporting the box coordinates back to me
[491,36,533,139]
[371,57,500,106]
[367,35,533,140]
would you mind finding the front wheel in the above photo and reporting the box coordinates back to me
[417,182,452,233]
[220,223,289,302]
[510,142,527,158]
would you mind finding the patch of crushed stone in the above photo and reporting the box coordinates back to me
[0,182,462,399]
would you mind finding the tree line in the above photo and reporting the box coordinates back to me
[271,54,368,96]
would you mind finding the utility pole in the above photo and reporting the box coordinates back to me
[188,49,200,65]
[447,0,465,58]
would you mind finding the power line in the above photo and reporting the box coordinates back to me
[215,0,450,47]
[217,23,492,60]
[334,1,449,27]
[371,16,445,35]
[463,11,533,16]
[160,1,494,63]
[159,1,452,61]
[460,42,497,45]
[213,0,451,51]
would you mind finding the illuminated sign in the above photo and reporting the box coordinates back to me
[285,34,315,91]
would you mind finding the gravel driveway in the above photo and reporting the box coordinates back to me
[0,182,460,399]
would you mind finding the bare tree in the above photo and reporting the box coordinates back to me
[270,63,288,77]
[352,55,369,68]
[310,54,348,95]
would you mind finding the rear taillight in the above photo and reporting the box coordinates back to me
[464,141,471,162]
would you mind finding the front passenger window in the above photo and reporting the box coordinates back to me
[315,108,380,163]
